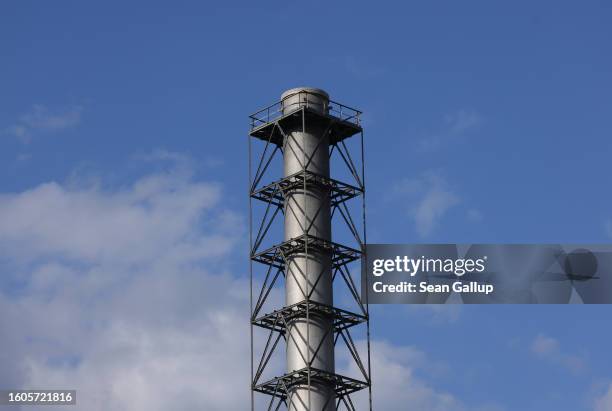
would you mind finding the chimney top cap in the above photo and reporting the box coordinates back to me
[281,87,329,101]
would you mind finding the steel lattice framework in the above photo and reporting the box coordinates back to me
[249,89,372,411]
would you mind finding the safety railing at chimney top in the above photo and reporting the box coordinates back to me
[249,90,362,130]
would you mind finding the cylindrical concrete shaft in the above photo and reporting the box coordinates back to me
[282,88,335,411]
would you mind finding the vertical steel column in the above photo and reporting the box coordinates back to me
[282,88,335,411]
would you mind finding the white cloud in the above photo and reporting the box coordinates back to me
[594,382,612,411]
[445,109,483,134]
[418,109,482,152]
[393,172,460,237]
[2,104,82,142]
[342,341,502,411]
[0,156,249,410]
[0,169,227,265]
[530,334,586,375]
[366,341,460,411]
[414,188,459,236]
[531,334,559,355]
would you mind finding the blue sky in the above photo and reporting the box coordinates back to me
[1,1,611,410]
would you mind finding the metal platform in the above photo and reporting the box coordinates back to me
[252,300,367,334]
[252,234,362,271]
[251,170,363,209]
[249,105,362,146]
[254,367,368,401]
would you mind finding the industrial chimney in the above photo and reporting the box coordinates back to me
[249,88,371,410]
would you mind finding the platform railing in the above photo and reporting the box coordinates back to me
[249,90,361,130]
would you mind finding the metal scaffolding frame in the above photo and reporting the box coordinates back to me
[249,90,372,411]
